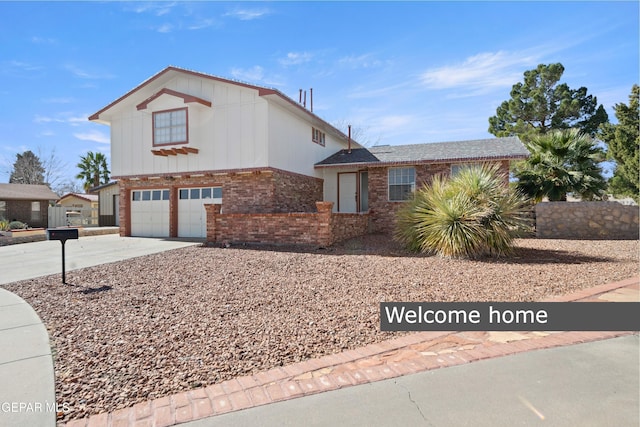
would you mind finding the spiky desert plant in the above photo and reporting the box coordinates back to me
[394,164,531,258]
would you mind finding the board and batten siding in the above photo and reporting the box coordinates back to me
[109,75,270,177]
[266,101,346,178]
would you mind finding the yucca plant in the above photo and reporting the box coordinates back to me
[395,164,531,258]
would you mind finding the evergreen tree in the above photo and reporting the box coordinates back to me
[599,85,639,201]
[489,63,608,140]
[9,150,45,185]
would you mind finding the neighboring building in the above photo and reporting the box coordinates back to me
[89,66,529,242]
[90,181,120,226]
[0,184,59,228]
[56,193,99,227]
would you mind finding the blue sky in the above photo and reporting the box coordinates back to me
[1,1,638,188]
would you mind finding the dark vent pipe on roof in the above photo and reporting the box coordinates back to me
[348,125,352,154]
[310,88,313,112]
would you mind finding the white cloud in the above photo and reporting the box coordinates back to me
[42,97,74,104]
[225,8,270,21]
[126,2,177,16]
[230,66,265,82]
[74,130,110,144]
[338,53,384,69]
[420,50,539,93]
[64,64,115,80]
[156,23,174,33]
[279,52,313,67]
[31,36,57,44]
[2,60,43,73]
[187,19,216,30]
[34,113,88,125]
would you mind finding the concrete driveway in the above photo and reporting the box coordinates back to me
[0,234,201,285]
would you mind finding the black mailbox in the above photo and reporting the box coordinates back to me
[47,228,79,242]
[46,228,79,284]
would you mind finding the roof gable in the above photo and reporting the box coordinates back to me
[136,88,212,111]
[57,193,99,204]
[88,66,356,147]
[0,184,59,200]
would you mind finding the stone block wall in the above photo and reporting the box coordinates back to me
[535,202,639,239]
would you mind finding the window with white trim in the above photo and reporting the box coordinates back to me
[0,201,6,219]
[153,108,188,146]
[312,127,325,146]
[31,201,41,221]
[388,167,415,201]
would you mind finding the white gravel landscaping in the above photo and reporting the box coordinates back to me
[4,235,638,423]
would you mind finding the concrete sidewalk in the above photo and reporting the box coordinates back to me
[0,287,56,427]
[0,234,201,285]
[182,335,640,427]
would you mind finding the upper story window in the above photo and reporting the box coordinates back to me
[312,127,325,146]
[388,167,415,201]
[153,108,188,146]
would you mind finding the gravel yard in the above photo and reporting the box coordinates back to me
[4,235,639,423]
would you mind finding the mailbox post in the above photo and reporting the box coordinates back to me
[46,228,79,284]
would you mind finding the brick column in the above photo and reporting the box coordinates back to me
[315,201,334,247]
[205,204,221,243]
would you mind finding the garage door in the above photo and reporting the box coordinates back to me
[130,189,170,237]
[178,187,222,238]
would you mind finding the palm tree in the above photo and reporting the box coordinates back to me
[76,151,110,192]
[514,129,606,202]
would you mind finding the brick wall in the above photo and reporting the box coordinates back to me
[536,202,639,239]
[4,200,48,228]
[206,201,370,247]
[117,168,323,237]
[368,161,510,233]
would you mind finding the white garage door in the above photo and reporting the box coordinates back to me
[130,189,170,237]
[178,187,222,238]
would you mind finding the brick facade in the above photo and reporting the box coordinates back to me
[368,160,510,233]
[206,202,370,247]
[117,168,323,237]
[2,199,48,228]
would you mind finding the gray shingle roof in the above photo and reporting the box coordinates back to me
[316,137,529,167]
[0,184,59,200]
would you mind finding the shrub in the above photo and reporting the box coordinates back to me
[0,219,9,232]
[8,221,28,230]
[394,164,531,258]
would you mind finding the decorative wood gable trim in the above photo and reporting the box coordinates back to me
[136,88,212,111]
[151,147,199,157]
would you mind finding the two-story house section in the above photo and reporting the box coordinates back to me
[89,66,362,238]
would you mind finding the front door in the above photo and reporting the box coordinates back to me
[338,172,358,213]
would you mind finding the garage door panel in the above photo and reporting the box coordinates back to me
[130,189,170,237]
[178,187,222,238]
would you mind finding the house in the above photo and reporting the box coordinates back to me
[315,137,529,232]
[89,66,529,243]
[0,183,59,228]
[89,181,120,226]
[56,193,99,227]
